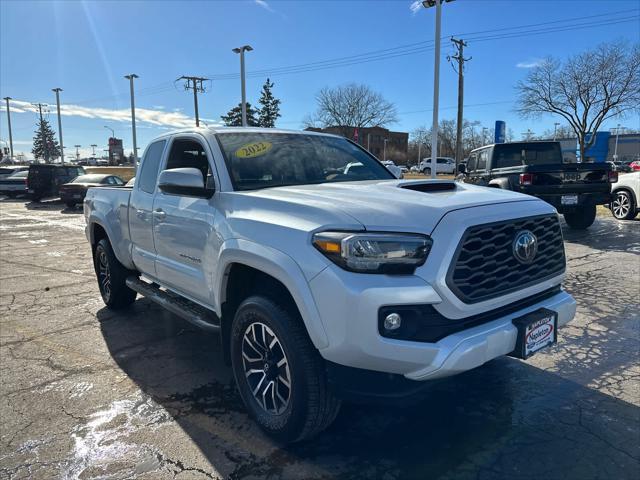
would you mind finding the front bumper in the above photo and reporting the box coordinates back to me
[310,263,576,381]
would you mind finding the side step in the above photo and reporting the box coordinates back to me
[126,276,221,332]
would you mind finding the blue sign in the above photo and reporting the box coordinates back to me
[495,121,506,143]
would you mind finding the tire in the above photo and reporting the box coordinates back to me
[611,190,637,220]
[93,238,137,309]
[422,168,431,176]
[5,192,16,198]
[65,202,76,209]
[563,204,597,229]
[31,196,42,202]
[230,295,341,443]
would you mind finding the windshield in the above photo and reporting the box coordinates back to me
[217,132,394,191]
[493,142,562,167]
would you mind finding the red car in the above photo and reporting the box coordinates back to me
[630,161,640,172]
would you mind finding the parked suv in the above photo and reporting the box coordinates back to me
[27,164,85,201]
[85,128,576,442]
[419,157,456,175]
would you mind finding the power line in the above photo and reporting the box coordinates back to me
[58,8,639,107]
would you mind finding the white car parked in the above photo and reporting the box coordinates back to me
[419,157,456,175]
[610,172,640,220]
[85,127,575,442]
[381,160,403,179]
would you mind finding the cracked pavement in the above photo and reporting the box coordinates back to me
[0,198,638,479]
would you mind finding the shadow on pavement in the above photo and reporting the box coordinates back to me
[22,198,83,214]
[98,298,640,480]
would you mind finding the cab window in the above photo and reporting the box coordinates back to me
[138,140,167,194]
[467,154,477,172]
[477,150,488,171]
[165,138,213,187]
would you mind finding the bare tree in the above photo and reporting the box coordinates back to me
[517,41,640,161]
[308,83,398,137]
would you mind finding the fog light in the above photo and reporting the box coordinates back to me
[384,313,402,331]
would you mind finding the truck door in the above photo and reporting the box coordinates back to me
[152,135,218,305]
[129,139,167,276]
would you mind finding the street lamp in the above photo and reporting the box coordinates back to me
[553,122,560,140]
[613,124,624,162]
[124,74,139,175]
[104,125,115,138]
[422,0,454,179]
[232,45,253,127]
[383,139,389,161]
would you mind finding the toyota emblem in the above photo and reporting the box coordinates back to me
[513,230,538,264]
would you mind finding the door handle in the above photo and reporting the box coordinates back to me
[153,209,167,221]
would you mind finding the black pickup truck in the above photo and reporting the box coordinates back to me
[462,141,617,229]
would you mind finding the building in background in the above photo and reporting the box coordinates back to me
[548,132,639,163]
[305,126,409,163]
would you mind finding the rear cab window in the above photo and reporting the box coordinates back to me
[493,143,562,167]
[138,140,167,193]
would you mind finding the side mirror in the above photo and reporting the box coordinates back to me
[457,164,466,174]
[158,168,214,198]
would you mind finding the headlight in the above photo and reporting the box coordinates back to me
[312,231,432,274]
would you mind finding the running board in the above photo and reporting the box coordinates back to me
[126,276,220,332]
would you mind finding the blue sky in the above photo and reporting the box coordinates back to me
[1,0,639,160]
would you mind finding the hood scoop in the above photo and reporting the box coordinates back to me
[399,181,457,193]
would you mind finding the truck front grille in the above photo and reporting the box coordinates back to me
[446,214,565,304]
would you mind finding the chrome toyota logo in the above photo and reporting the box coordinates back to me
[513,230,538,264]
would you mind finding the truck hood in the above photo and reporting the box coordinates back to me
[239,179,542,233]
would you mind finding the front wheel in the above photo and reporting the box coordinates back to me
[230,295,341,443]
[422,168,431,176]
[611,190,637,220]
[93,238,137,309]
[564,204,597,229]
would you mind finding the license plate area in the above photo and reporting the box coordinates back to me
[510,308,557,359]
[561,194,578,205]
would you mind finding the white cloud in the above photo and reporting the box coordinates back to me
[0,99,223,129]
[516,59,543,69]
[409,1,422,14]
[255,0,274,12]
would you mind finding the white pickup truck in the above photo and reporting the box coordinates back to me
[84,127,576,442]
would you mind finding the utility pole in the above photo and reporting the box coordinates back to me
[3,97,14,161]
[233,45,253,126]
[449,37,470,175]
[428,0,442,179]
[553,122,560,140]
[383,138,388,161]
[32,103,50,163]
[178,76,209,127]
[125,74,139,174]
[52,88,65,164]
[613,124,623,161]
[522,129,534,141]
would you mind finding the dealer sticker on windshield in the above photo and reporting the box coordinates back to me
[510,308,558,359]
[235,141,273,159]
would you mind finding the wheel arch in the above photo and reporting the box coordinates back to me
[216,239,329,364]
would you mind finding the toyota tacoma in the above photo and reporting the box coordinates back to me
[84,128,576,442]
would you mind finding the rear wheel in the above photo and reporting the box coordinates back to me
[563,204,597,229]
[94,238,137,309]
[422,168,431,176]
[230,295,341,443]
[611,190,637,220]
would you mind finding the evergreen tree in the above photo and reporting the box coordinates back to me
[221,102,260,127]
[258,78,281,128]
[32,117,61,163]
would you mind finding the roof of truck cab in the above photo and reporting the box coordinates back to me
[153,126,342,139]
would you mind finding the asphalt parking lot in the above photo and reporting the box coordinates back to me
[0,198,638,480]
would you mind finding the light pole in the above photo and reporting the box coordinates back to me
[74,144,81,162]
[422,0,453,179]
[383,139,389,161]
[232,45,253,127]
[553,122,560,140]
[90,144,97,156]
[125,74,139,174]
[613,124,624,162]
[104,125,115,139]
[52,88,65,164]
[2,97,13,161]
